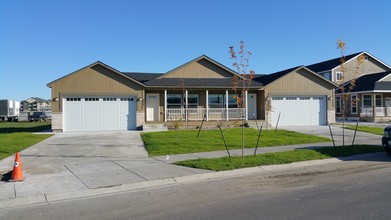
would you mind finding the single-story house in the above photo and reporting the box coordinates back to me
[47,55,337,132]
[335,71,391,122]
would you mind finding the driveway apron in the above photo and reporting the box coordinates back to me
[0,131,209,199]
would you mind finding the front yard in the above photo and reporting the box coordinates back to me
[0,122,53,160]
[141,128,330,156]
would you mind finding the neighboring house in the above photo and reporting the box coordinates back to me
[335,71,391,122]
[47,55,337,132]
[306,51,391,122]
[20,97,51,112]
[306,51,391,83]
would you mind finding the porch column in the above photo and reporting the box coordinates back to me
[185,90,188,121]
[245,90,248,120]
[373,94,376,120]
[164,90,167,122]
[226,90,229,121]
[206,90,209,121]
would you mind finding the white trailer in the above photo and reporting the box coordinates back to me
[0,99,20,121]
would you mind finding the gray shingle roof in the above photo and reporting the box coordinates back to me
[253,66,301,85]
[123,72,163,83]
[336,71,391,93]
[306,52,362,73]
[144,78,263,88]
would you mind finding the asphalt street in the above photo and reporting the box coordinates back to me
[1,153,391,220]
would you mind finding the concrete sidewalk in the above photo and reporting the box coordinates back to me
[0,126,385,209]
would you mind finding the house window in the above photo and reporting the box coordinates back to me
[351,94,358,114]
[208,94,224,108]
[362,95,372,108]
[375,94,383,107]
[186,94,198,108]
[336,96,341,114]
[167,94,182,109]
[226,94,239,108]
[336,72,343,82]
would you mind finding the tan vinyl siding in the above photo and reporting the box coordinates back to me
[381,74,391,81]
[333,56,390,83]
[163,58,233,78]
[50,64,144,112]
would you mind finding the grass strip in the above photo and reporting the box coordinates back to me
[174,145,384,171]
[142,128,330,156]
[0,122,53,160]
[340,124,384,136]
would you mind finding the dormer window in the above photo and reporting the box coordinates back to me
[336,72,343,82]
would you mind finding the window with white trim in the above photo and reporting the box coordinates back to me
[187,94,198,108]
[375,94,382,107]
[336,96,341,114]
[208,94,224,108]
[362,95,372,108]
[167,94,182,109]
[351,94,358,114]
[336,72,343,82]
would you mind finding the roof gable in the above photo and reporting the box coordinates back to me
[47,61,145,88]
[157,55,243,79]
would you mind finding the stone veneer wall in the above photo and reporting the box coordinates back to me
[51,112,63,132]
[136,112,145,129]
[327,110,336,124]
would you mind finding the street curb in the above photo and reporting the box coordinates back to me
[0,152,384,209]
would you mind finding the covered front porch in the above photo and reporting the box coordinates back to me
[145,89,262,122]
[359,93,391,121]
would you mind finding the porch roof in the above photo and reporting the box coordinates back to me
[144,78,263,88]
[336,71,391,93]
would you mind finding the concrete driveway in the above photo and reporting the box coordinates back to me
[0,131,209,199]
[280,125,382,146]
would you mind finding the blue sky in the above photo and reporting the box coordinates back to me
[1,0,390,101]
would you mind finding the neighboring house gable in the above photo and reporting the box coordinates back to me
[306,52,391,83]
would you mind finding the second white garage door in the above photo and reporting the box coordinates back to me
[271,96,326,126]
[64,96,137,131]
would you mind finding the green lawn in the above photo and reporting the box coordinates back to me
[174,145,384,171]
[141,128,330,156]
[0,122,53,160]
[340,124,385,136]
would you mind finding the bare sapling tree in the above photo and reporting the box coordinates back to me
[336,39,365,147]
[229,41,255,159]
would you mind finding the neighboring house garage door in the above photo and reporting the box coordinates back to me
[63,97,137,131]
[271,96,326,126]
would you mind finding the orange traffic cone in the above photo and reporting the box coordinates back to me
[10,152,24,182]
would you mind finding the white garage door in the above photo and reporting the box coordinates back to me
[271,96,326,126]
[64,96,137,131]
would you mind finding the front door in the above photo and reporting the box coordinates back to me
[146,94,159,121]
[247,93,257,119]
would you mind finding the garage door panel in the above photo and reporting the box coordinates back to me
[271,96,326,126]
[64,97,136,131]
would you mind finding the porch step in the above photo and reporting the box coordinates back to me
[142,124,168,132]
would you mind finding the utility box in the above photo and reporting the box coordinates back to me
[0,99,20,121]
